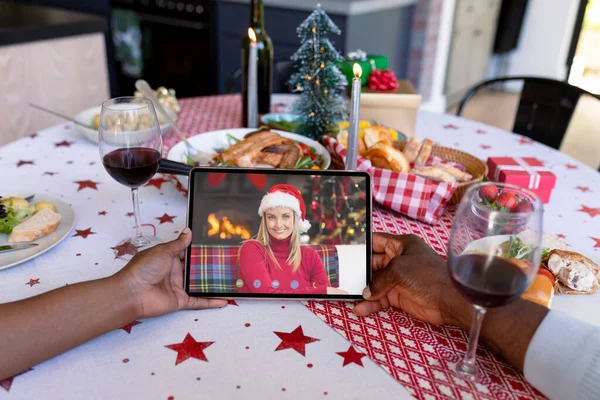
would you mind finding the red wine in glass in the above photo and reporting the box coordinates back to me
[449,254,529,308]
[103,148,161,188]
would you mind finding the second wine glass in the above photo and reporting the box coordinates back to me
[99,97,163,251]
[447,182,543,381]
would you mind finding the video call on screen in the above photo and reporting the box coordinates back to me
[187,171,369,297]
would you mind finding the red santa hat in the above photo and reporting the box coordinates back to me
[258,184,311,233]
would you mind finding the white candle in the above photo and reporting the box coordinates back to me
[247,27,258,129]
[346,63,362,170]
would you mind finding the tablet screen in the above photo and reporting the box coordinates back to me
[185,169,371,299]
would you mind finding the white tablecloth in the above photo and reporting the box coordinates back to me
[0,98,599,398]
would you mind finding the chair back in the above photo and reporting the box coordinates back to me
[456,77,600,150]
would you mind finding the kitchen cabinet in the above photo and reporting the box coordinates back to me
[445,0,501,106]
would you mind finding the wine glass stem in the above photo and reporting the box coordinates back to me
[457,305,487,379]
[131,188,144,244]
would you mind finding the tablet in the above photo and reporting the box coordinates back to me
[184,168,371,300]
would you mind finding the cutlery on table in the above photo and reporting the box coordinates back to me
[0,243,39,253]
[134,80,213,166]
[28,103,94,129]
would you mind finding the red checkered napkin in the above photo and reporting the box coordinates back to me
[323,136,458,225]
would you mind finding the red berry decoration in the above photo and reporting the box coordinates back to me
[497,192,519,212]
[367,70,399,91]
[515,200,534,213]
[478,184,499,202]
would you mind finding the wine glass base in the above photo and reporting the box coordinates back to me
[454,361,478,381]
[112,236,162,260]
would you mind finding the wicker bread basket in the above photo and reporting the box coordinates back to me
[329,141,488,205]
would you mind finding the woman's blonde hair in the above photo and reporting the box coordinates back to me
[240,207,302,272]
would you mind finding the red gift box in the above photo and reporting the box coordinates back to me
[487,157,556,203]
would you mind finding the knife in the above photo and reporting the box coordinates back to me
[0,243,39,253]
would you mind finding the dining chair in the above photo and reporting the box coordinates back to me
[456,76,600,153]
[227,60,297,94]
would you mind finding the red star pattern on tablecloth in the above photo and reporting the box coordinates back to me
[517,137,533,145]
[73,228,96,239]
[556,234,567,239]
[98,211,107,216]
[336,345,367,367]
[578,205,600,218]
[156,213,176,224]
[274,325,319,356]
[591,237,600,248]
[576,186,592,193]
[566,163,578,169]
[29,133,38,139]
[476,129,486,134]
[165,333,214,365]
[120,320,142,334]
[43,172,58,176]
[0,369,32,392]
[55,140,74,147]
[16,160,34,167]
[146,177,169,190]
[74,180,100,191]
[480,144,491,150]
[125,212,134,217]
[25,278,40,287]
[443,124,458,129]
[227,299,239,306]
[111,241,138,258]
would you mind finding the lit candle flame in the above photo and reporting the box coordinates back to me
[353,63,362,78]
[248,27,257,43]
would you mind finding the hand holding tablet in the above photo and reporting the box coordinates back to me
[184,168,371,300]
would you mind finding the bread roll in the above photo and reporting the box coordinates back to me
[403,138,421,163]
[522,274,554,308]
[547,249,599,293]
[432,163,472,182]
[415,139,433,166]
[410,166,457,182]
[364,126,393,148]
[366,141,410,172]
[337,130,367,155]
[8,209,62,243]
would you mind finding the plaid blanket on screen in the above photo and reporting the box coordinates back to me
[189,244,340,293]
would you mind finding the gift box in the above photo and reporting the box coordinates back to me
[338,54,388,86]
[358,80,421,138]
[487,157,557,203]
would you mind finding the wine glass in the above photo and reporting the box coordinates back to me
[99,97,163,252]
[447,182,543,381]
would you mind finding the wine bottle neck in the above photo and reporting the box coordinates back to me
[250,0,265,30]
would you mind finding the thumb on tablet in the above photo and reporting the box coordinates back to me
[362,267,400,300]
[165,227,192,255]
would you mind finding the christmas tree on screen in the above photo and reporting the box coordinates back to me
[304,176,367,245]
[289,5,347,139]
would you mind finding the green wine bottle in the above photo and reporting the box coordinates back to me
[241,0,273,127]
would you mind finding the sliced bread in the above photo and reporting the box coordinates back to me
[8,209,62,243]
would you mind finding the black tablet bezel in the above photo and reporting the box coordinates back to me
[184,167,372,300]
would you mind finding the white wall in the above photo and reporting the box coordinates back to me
[506,0,580,80]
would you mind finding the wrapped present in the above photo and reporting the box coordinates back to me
[359,80,421,138]
[338,51,388,86]
[323,136,457,225]
[487,157,557,203]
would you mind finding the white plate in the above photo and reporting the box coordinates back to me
[74,106,173,144]
[0,195,75,271]
[166,128,332,189]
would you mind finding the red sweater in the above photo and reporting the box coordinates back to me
[237,235,330,294]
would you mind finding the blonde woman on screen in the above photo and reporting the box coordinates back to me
[237,184,347,295]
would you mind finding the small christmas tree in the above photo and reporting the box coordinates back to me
[304,176,367,245]
[289,5,347,139]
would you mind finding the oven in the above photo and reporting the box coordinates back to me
[111,0,216,97]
